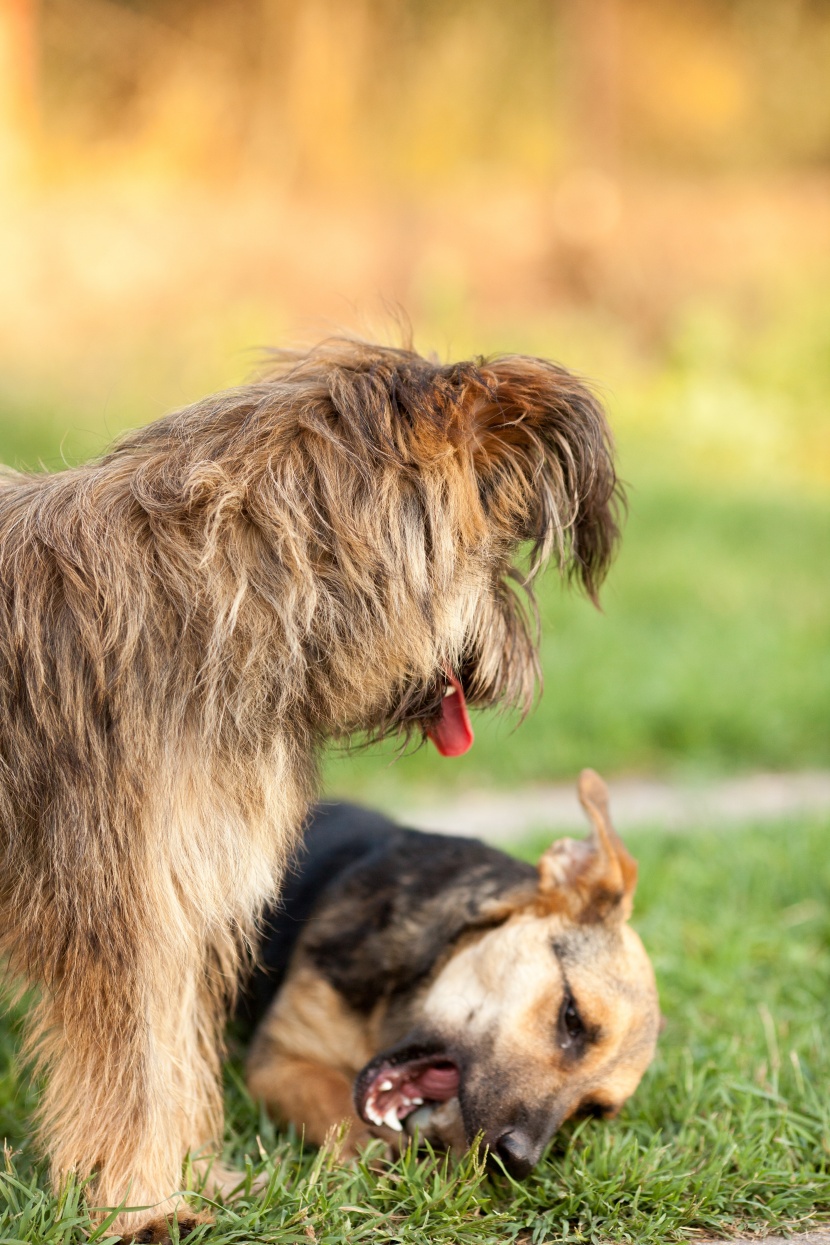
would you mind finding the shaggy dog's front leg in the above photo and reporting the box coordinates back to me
[30,903,228,1239]
[6,734,307,1239]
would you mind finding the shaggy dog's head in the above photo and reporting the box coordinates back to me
[118,339,621,752]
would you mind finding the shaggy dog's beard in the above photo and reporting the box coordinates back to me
[372,570,538,753]
[0,337,621,1240]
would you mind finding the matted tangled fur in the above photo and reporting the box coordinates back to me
[0,339,620,1237]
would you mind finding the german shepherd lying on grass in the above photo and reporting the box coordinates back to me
[244,770,659,1179]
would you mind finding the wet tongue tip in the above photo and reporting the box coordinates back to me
[427,674,474,758]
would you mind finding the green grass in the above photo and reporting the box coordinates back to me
[1,815,829,1243]
[0,296,827,1238]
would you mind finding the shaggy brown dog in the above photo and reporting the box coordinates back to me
[0,340,619,1239]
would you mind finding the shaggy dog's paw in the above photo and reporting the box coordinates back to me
[119,1209,211,1243]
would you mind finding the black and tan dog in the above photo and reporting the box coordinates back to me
[244,770,659,1179]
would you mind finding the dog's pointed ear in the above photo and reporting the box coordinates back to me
[536,769,637,922]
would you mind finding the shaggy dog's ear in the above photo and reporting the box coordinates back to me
[536,769,638,923]
[458,356,622,602]
[262,340,621,600]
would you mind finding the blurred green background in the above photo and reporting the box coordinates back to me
[0,0,827,803]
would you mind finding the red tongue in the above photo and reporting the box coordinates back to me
[426,673,474,758]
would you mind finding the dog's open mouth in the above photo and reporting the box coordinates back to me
[425,671,474,758]
[355,1054,461,1132]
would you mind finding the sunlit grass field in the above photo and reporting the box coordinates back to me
[0,296,827,1240]
[2,1,829,1232]
[1,815,828,1243]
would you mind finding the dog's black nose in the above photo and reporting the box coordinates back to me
[492,1129,536,1179]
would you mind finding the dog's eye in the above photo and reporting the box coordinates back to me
[557,991,585,1049]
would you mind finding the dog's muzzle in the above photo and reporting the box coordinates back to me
[468,1088,572,1180]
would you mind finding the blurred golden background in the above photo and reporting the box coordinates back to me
[0,0,827,799]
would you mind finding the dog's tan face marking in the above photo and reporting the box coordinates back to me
[361,771,659,1177]
[420,907,658,1123]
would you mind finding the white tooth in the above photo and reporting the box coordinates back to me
[366,1106,383,1125]
[444,686,457,697]
[378,1079,393,1091]
[382,1107,403,1131]
[410,1097,423,1106]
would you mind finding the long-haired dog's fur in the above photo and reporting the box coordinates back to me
[0,340,619,1237]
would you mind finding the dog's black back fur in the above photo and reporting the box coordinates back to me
[241,803,536,1028]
